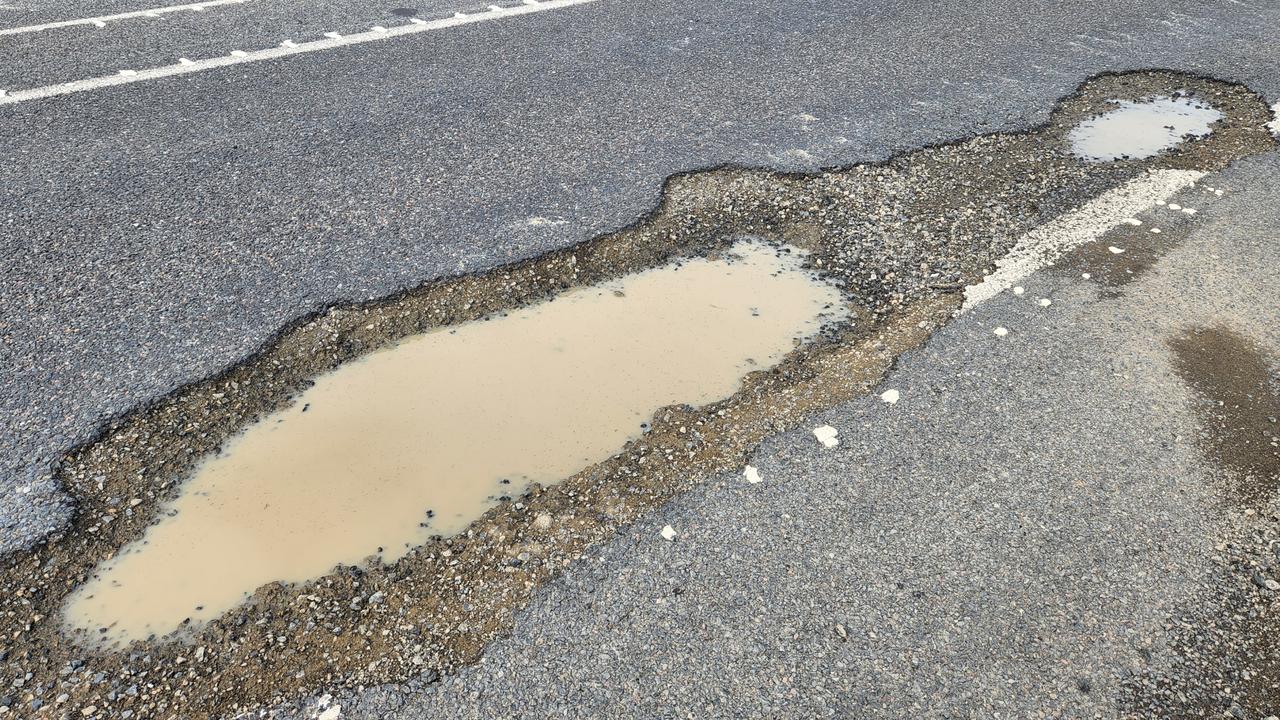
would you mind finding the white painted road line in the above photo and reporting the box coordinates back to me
[0,0,247,36]
[961,169,1206,310]
[0,0,598,106]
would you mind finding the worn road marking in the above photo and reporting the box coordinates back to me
[0,0,247,36]
[962,169,1205,310]
[0,0,597,106]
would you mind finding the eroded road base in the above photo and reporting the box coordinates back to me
[0,70,1275,719]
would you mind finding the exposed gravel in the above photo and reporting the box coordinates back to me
[0,72,1271,719]
[6,0,1280,556]
[279,147,1280,720]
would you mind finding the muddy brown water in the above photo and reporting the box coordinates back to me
[63,240,846,645]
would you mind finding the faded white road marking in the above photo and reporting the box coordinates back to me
[0,0,597,106]
[0,0,246,36]
[962,169,1205,310]
[1268,101,1280,136]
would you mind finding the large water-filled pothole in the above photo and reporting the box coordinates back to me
[1069,95,1222,161]
[63,240,846,645]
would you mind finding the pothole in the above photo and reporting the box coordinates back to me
[1069,94,1223,162]
[63,240,846,646]
[0,70,1274,719]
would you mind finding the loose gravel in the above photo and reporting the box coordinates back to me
[0,71,1273,719]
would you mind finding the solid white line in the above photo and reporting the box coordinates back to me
[0,0,246,36]
[962,169,1205,310]
[0,0,597,106]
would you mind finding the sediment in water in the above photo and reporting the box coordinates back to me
[0,70,1274,719]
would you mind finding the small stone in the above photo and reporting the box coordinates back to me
[1108,246,1125,254]
[1012,286,1025,295]
[1182,207,1196,215]
[533,513,552,530]
[743,465,762,484]
[1168,203,1182,210]
[1122,218,1142,226]
[368,591,386,605]
[81,707,96,717]
[993,327,1009,337]
[1082,273,1092,279]
[880,389,900,404]
[1150,227,1161,234]
[813,425,839,447]
[1038,299,1052,307]
[660,525,677,541]
[318,706,342,720]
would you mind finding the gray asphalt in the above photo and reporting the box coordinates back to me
[5,0,1280,554]
[286,151,1280,719]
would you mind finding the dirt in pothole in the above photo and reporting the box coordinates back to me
[0,70,1275,720]
[64,240,847,648]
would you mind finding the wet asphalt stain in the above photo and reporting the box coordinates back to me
[1121,328,1280,719]
[1169,325,1280,504]
[1057,210,1194,293]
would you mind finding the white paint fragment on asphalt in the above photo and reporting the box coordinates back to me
[1108,246,1125,254]
[1150,228,1161,234]
[1039,298,1052,307]
[1268,101,1280,136]
[880,388,900,404]
[1012,286,1025,296]
[1122,218,1142,226]
[1182,207,1197,215]
[962,169,1204,311]
[318,705,341,720]
[660,525,677,541]
[1168,203,1182,210]
[743,465,762,484]
[993,327,1009,337]
[1082,272,1091,279]
[813,425,839,447]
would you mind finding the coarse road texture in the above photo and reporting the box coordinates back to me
[2,0,1280,716]
[5,0,1280,552]
[283,153,1280,719]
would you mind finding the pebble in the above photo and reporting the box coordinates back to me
[318,705,342,720]
[660,525,677,541]
[1108,246,1125,254]
[880,389,900,404]
[813,425,839,447]
[993,327,1009,337]
[743,465,762,484]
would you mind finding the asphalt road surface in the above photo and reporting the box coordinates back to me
[3,0,1280,717]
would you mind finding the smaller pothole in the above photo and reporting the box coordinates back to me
[1069,95,1222,162]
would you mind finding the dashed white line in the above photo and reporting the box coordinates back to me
[961,169,1206,311]
[0,0,598,106]
[0,0,247,36]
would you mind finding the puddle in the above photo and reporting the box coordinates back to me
[63,240,845,645]
[1070,96,1222,161]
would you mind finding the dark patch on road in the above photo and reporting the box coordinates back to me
[1057,211,1193,293]
[1169,325,1280,504]
[1122,328,1280,718]
[389,7,417,17]
[0,71,1274,719]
